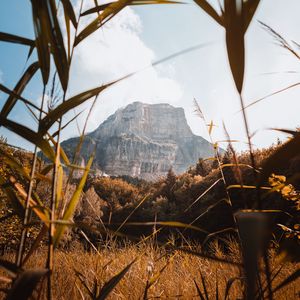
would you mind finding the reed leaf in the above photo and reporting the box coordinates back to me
[0,62,39,119]
[53,155,93,247]
[0,32,35,47]
[272,269,300,294]
[0,118,55,160]
[97,259,136,300]
[76,0,180,46]
[193,0,224,26]
[194,279,206,300]
[5,269,48,300]
[39,82,114,134]
[30,0,51,86]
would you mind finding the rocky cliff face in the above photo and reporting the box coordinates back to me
[62,102,215,180]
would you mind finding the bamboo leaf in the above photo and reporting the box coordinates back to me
[53,155,94,247]
[0,32,35,47]
[0,62,39,119]
[6,269,48,300]
[96,259,136,300]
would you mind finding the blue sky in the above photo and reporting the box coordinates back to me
[1,1,300,152]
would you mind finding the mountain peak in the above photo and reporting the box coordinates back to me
[63,102,215,180]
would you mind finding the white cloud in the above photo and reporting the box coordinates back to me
[62,2,183,138]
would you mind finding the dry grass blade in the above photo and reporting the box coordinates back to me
[61,0,77,28]
[0,118,55,161]
[117,221,209,234]
[243,82,300,111]
[0,83,44,114]
[0,259,21,278]
[193,0,224,26]
[272,268,300,294]
[22,225,48,265]
[224,277,243,300]
[5,269,48,300]
[96,259,136,300]
[0,62,39,118]
[194,279,206,300]
[170,247,241,266]
[81,0,182,17]
[0,148,31,180]
[0,176,25,217]
[200,272,209,300]
[185,178,222,212]
[53,155,94,247]
[76,0,181,46]
[39,82,115,134]
[259,21,300,60]
[0,32,35,47]
[143,256,173,299]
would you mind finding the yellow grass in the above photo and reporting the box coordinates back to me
[1,240,299,299]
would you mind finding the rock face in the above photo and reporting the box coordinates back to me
[62,102,215,180]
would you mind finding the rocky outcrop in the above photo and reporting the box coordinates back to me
[62,102,216,179]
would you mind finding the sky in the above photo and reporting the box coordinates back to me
[1,0,300,153]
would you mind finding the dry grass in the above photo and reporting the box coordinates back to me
[1,240,299,300]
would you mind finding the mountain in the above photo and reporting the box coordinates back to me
[62,102,216,180]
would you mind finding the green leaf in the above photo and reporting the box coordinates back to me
[0,32,35,47]
[0,62,39,119]
[97,259,136,300]
[6,269,48,300]
[53,155,94,247]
